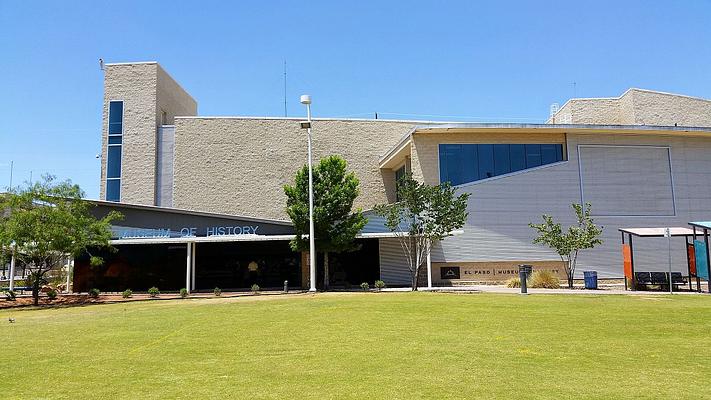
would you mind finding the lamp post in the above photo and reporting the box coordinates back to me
[300,95,317,292]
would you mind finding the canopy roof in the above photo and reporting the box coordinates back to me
[689,221,711,230]
[618,227,694,237]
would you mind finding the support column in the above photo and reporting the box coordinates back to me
[185,242,192,294]
[9,248,16,292]
[426,248,432,289]
[191,243,196,291]
[65,259,73,293]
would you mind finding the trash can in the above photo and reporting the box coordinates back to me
[583,271,598,290]
[518,264,533,294]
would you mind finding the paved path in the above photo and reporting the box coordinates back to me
[416,285,708,295]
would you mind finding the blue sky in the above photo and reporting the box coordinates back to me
[1,1,710,199]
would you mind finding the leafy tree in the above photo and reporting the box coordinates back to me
[0,175,121,305]
[374,174,469,290]
[529,203,603,289]
[284,156,367,290]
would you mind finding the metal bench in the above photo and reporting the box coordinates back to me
[634,272,687,290]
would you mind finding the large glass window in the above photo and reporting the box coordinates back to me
[109,101,123,135]
[395,165,406,201]
[106,100,123,202]
[439,143,565,186]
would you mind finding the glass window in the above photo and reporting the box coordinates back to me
[510,144,526,172]
[109,101,123,135]
[395,165,406,201]
[541,144,559,164]
[478,144,494,180]
[107,146,122,179]
[493,144,511,176]
[438,143,565,186]
[106,179,120,202]
[461,144,478,184]
[525,144,542,168]
[108,136,122,145]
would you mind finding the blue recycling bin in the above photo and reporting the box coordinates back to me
[583,271,598,290]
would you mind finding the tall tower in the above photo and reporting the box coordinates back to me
[100,62,197,205]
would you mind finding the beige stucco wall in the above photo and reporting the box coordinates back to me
[548,89,711,127]
[101,62,196,205]
[172,118,414,219]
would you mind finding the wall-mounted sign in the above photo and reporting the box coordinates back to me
[114,225,260,239]
[440,266,461,279]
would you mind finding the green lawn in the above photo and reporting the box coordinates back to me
[2,292,711,399]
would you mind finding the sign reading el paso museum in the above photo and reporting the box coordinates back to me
[114,225,260,239]
[434,261,567,282]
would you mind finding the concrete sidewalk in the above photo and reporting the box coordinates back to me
[417,285,708,295]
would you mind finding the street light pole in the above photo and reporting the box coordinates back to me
[300,95,317,292]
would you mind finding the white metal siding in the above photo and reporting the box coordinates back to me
[379,238,412,286]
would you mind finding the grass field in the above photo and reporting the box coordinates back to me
[2,292,711,399]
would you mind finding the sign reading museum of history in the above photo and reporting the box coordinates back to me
[114,225,261,239]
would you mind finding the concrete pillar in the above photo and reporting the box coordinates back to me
[9,248,16,292]
[65,259,73,293]
[191,243,196,291]
[185,242,192,294]
[426,248,432,289]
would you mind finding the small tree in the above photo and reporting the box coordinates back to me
[284,156,367,290]
[0,175,121,305]
[374,174,469,290]
[529,203,603,289]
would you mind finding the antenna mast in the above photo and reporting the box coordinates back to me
[283,60,287,117]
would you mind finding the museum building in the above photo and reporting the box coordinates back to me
[75,61,711,292]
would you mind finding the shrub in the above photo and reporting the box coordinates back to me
[122,289,133,299]
[213,287,222,297]
[251,284,260,293]
[179,288,188,298]
[360,282,370,291]
[46,290,57,300]
[374,280,386,290]
[506,277,521,288]
[4,290,16,301]
[148,287,160,298]
[528,270,561,289]
[88,288,100,298]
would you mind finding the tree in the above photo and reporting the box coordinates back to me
[374,174,470,290]
[0,176,121,305]
[284,156,367,290]
[529,203,603,289]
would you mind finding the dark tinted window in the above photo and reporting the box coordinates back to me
[107,146,122,179]
[106,179,120,202]
[525,144,542,168]
[109,101,123,135]
[509,144,526,172]
[493,144,511,176]
[108,136,122,145]
[439,143,565,186]
[478,144,494,180]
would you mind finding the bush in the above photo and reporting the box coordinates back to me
[506,277,521,288]
[122,289,133,298]
[251,284,260,293]
[374,280,386,290]
[213,287,222,297]
[4,290,16,301]
[46,290,57,300]
[148,287,160,298]
[180,288,188,298]
[360,282,370,291]
[528,270,561,289]
[88,288,100,298]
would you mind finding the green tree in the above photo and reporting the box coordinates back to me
[284,156,367,290]
[374,174,470,290]
[529,203,603,289]
[0,176,121,305]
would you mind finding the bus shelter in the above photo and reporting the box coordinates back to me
[688,222,711,293]
[619,227,700,291]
